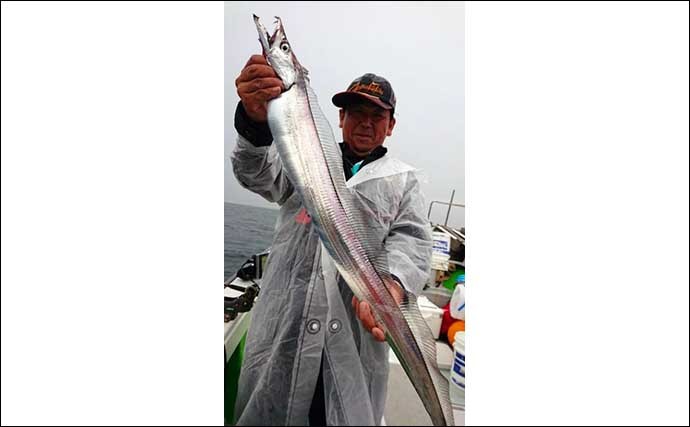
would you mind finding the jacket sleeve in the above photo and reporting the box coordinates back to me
[230,102,294,205]
[385,172,433,296]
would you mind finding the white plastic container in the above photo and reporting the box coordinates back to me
[417,295,444,339]
[449,331,465,410]
[449,283,466,321]
[431,231,451,271]
[432,231,451,256]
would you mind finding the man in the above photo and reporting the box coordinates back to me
[231,55,432,426]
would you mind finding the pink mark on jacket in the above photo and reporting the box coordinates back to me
[295,207,312,224]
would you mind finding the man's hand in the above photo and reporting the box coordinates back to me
[235,55,284,123]
[351,280,405,342]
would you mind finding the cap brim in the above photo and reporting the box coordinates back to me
[332,92,392,110]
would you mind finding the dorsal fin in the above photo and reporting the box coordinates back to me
[399,292,455,425]
[298,77,453,425]
[301,79,391,277]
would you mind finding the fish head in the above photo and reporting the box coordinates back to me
[253,14,308,89]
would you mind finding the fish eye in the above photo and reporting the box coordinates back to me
[280,42,290,53]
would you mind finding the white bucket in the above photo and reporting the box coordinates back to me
[449,331,465,409]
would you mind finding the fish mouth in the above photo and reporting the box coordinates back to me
[253,14,271,54]
[253,14,286,54]
[252,14,307,89]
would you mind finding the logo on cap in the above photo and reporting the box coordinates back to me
[348,82,385,97]
[332,73,396,112]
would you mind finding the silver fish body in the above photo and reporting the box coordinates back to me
[254,15,454,426]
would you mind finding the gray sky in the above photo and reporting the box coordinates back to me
[225,1,465,227]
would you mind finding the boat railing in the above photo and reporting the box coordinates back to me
[428,189,465,227]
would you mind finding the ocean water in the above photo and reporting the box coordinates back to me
[224,202,280,280]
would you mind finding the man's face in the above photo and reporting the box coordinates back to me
[339,102,396,156]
